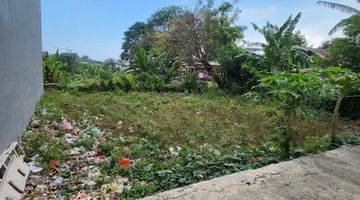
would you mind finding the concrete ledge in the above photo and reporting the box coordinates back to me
[143,146,360,200]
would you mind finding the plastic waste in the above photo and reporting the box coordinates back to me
[64,133,76,143]
[169,147,179,157]
[62,119,73,130]
[70,146,85,155]
[90,127,101,137]
[29,162,43,173]
[117,121,123,130]
[213,149,221,157]
[52,176,64,187]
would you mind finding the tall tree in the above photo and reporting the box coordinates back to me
[121,6,184,62]
[148,6,184,31]
[58,52,79,80]
[168,0,245,87]
[317,0,360,35]
[121,22,149,61]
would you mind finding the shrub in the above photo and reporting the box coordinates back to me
[137,73,166,92]
[113,72,137,92]
[303,136,330,153]
[181,71,208,93]
[215,46,261,94]
[43,51,66,84]
[259,71,324,157]
[120,181,157,199]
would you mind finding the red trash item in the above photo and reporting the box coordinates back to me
[118,158,131,167]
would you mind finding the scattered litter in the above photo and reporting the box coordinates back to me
[118,158,131,167]
[73,126,81,135]
[31,119,40,127]
[118,136,126,142]
[49,160,58,168]
[70,146,85,155]
[212,149,221,157]
[87,166,102,179]
[23,113,132,199]
[128,127,134,134]
[61,119,73,130]
[117,120,123,130]
[94,155,106,164]
[169,147,179,157]
[40,107,48,115]
[200,143,209,150]
[51,176,64,187]
[54,191,62,198]
[29,162,43,173]
[31,154,40,162]
[83,179,96,187]
[114,176,128,185]
[90,127,101,137]
[36,184,47,190]
[64,133,76,143]
[250,156,259,163]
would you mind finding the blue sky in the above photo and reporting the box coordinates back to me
[41,0,358,61]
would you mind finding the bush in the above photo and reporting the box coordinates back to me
[303,136,330,153]
[316,93,360,120]
[181,71,208,93]
[113,72,137,92]
[43,51,66,84]
[216,47,261,94]
[137,73,166,92]
[120,181,157,199]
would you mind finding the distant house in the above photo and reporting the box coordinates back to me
[183,61,220,81]
[291,48,329,73]
[308,48,329,58]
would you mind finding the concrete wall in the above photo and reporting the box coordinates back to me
[0,0,43,152]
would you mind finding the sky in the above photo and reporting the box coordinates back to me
[41,0,359,61]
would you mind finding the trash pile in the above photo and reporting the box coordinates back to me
[22,108,131,200]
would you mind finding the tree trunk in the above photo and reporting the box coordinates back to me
[331,96,343,145]
[283,108,295,158]
[200,60,224,88]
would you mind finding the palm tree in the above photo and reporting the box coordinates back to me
[317,1,360,35]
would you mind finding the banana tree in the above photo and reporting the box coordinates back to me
[251,13,311,72]
[43,50,66,84]
[132,47,179,83]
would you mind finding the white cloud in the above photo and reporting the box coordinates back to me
[298,15,346,47]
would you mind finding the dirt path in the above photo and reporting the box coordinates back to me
[143,146,360,200]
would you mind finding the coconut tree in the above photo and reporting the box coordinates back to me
[317,0,360,35]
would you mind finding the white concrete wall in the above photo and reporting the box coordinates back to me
[0,0,43,152]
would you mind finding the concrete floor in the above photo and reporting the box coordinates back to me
[143,146,360,200]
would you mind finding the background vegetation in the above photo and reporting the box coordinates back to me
[28,0,359,199]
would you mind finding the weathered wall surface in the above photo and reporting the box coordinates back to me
[0,0,43,152]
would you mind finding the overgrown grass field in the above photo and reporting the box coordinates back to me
[37,90,350,148]
[22,90,359,199]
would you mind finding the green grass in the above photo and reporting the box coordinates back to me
[22,90,359,199]
[36,90,345,149]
